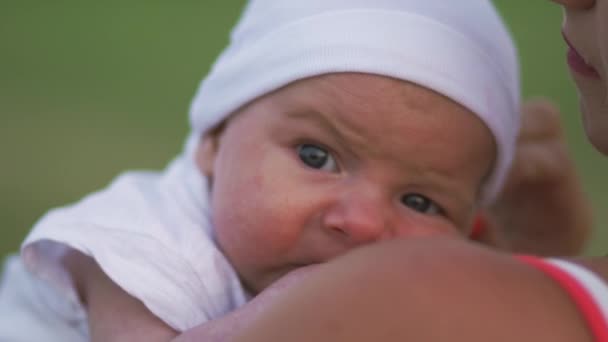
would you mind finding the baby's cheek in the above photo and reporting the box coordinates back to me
[218,205,299,265]
[395,215,464,240]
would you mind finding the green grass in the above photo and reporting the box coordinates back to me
[1,1,607,258]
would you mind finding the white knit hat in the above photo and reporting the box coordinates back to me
[188,0,521,204]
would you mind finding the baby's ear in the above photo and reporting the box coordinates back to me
[195,123,225,177]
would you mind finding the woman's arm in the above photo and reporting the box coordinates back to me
[66,237,607,342]
[227,237,597,342]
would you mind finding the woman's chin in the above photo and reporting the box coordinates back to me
[583,120,608,156]
[587,134,608,156]
[580,99,608,155]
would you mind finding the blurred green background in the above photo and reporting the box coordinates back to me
[1,1,607,259]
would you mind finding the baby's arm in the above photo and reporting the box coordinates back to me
[64,250,179,341]
[64,250,314,342]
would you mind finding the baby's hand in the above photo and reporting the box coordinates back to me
[477,99,592,255]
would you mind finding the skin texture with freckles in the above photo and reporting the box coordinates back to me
[197,73,495,294]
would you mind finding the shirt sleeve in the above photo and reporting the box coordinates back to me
[21,167,246,332]
[517,255,608,342]
[0,255,88,342]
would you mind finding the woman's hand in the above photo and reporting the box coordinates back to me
[476,98,592,255]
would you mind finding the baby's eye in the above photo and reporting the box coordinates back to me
[297,144,338,171]
[401,193,441,215]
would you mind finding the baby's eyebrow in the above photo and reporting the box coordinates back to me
[285,110,331,125]
[285,110,349,143]
[283,109,374,163]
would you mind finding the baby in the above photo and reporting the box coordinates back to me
[0,0,520,341]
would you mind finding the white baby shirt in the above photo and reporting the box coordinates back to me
[15,153,248,336]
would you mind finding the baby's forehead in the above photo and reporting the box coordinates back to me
[241,72,487,149]
[270,73,448,106]
[264,73,472,117]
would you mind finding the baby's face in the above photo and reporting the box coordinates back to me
[196,73,495,294]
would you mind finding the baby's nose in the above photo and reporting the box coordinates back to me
[322,192,452,246]
[322,195,389,244]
